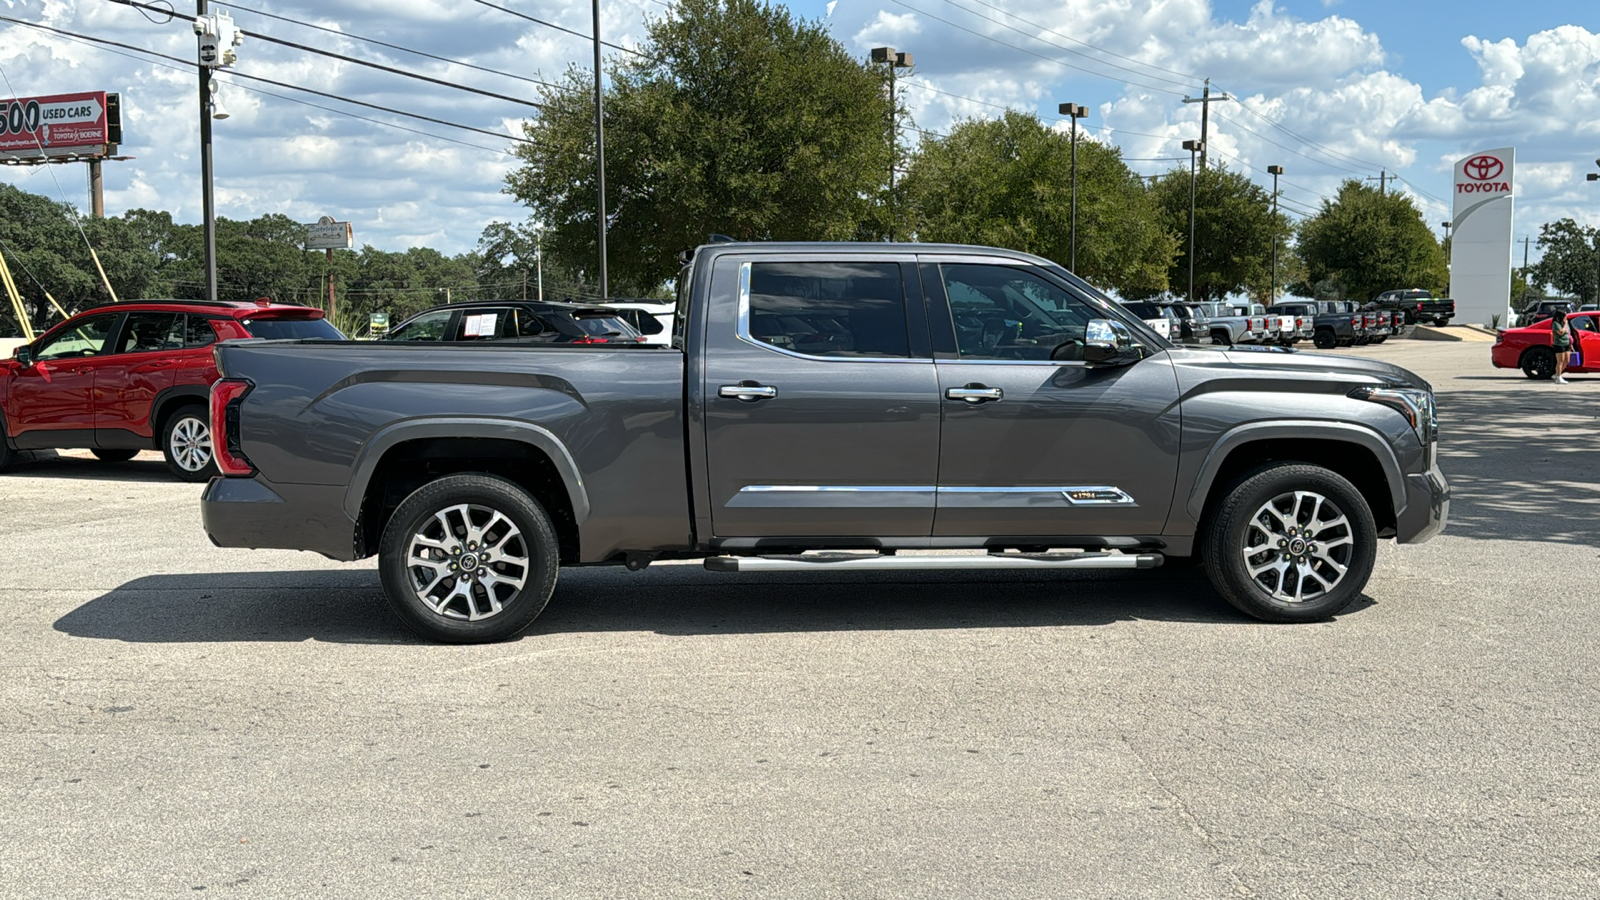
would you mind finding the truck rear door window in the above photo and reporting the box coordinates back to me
[745,262,910,358]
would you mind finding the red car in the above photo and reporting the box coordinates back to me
[1,299,339,480]
[1491,310,1600,379]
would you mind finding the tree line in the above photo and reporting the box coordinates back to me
[0,185,603,338]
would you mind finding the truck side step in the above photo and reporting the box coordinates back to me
[704,551,1165,573]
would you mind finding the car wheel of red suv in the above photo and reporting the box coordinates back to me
[162,404,218,482]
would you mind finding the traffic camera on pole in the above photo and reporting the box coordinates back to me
[195,10,244,69]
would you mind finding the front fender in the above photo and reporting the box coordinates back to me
[343,417,591,524]
[1185,420,1407,522]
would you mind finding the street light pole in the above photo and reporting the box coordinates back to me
[197,0,217,302]
[1267,164,1283,302]
[872,47,913,241]
[1183,139,1203,303]
[592,0,608,299]
[1589,161,1599,302]
[1059,103,1088,272]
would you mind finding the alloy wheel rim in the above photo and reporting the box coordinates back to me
[172,417,213,471]
[406,503,530,621]
[1241,490,1355,603]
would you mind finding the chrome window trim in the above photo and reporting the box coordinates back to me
[735,260,928,365]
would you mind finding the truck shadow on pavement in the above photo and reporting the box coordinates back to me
[1435,389,1600,545]
[56,566,1375,643]
[6,451,178,483]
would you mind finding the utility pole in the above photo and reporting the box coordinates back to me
[1268,165,1283,302]
[1367,169,1394,195]
[194,4,241,303]
[1519,235,1532,306]
[536,228,544,302]
[1181,79,1231,170]
[1059,103,1088,272]
[873,47,913,241]
[591,0,608,300]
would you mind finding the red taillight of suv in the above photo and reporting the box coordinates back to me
[210,378,256,476]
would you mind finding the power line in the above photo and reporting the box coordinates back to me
[1,23,517,157]
[0,16,537,147]
[468,0,650,59]
[934,0,1201,91]
[219,1,559,90]
[882,0,1188,97]
[103,0,545,110]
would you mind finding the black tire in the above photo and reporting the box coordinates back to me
[160,404,218,482]
[1201,463,1377,623]
[1210,329,1232,347]
[1521,347,1556,380]
[91,448,139,462]
[378,473,560,644]
[1372,335,1388,344]
[1312,329,1338,350]
[1434,319,1449,327]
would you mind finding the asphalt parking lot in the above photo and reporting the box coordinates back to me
[2,337,1597,899]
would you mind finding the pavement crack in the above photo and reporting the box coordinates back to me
[1120,733,1257,898]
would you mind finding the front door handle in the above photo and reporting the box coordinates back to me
[946,384,1003,404]
[719,382,778,402]
[132,361,174,373]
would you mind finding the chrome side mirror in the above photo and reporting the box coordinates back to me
[1083,318,1138,365]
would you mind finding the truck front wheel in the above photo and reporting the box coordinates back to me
[379,473,561,644]
[1201,464,1376,623]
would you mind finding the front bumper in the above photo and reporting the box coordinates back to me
[201,475,360,561]
[1396,457,1449,544]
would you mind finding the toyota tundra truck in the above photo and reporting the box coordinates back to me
[201,242,1449,643]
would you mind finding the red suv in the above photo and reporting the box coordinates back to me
[0,299,340,480]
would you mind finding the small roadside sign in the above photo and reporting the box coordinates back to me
[306,220,352,250]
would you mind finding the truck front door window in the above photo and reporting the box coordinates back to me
[745,262,910,358]
[940,265,1095,361]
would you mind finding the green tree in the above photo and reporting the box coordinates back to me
[0,184,164,331]
[1149,164,1286,302]
[900,112,1174,295]
[505,0,893,293]
[1529,218,1600,304]
[1294,180,1448,303]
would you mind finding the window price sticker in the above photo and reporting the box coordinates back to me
[462,313,498,337]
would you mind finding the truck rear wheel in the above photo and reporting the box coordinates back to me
[1312,329,1337,350]
[378,473,561,644]
[1210,329,1232,347]
[1202,463,1376,623]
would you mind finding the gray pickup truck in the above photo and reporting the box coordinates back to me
[201,242,1449,643]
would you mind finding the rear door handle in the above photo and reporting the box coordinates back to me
[946,385,1003,403]
[719,382,778,402]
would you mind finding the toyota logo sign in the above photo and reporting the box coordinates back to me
[1464,155,1504,181]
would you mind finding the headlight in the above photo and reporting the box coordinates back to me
[1351,385,1435,443]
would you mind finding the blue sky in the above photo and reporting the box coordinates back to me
[1,0,1596,264]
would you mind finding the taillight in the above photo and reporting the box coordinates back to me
[573,336,610,344]
[1351,315,1360,327]
[210,378,255,476]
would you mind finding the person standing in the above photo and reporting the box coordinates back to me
[1551,310,1574,384]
